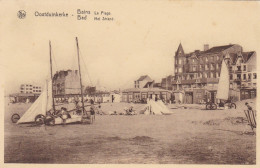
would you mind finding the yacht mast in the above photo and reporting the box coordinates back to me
[49,41,56,113]
[75,37,85,115]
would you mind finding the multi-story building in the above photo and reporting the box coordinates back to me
[20,84,42,94]
[52,70,81,96]
[172,43,256,103]
[229,51,257,100]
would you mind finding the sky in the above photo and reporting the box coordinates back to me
[1,0,260,94]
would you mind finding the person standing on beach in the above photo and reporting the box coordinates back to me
[90,100,95,123]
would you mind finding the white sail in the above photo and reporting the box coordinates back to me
[17,80,53,124]
[216,59,229,100]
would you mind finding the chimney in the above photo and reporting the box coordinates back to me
[204,44,209,51]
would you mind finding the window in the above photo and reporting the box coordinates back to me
[179,59,182,64]
[205,64,209,70]
[237,66,241,71]
[243,65,246,71]
[179,67,182,73]
[192,59,195,63]
[204,72,208,78]
[211,64,215,70]
[237,74,241,80]
[200,65,203,70]
[253,73,257,79]
[216,72,219,78]
[192,66,196,72]
[248,73,251,80]
[190,74,194,79]
[216,64,219,69]
[205,57,208,62]
[217,56,219,61]
[210,72,214,78]
[243,74,246,80]
[230,75,233,80]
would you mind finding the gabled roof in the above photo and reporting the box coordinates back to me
[137,75,149,81]
[176,43,184,55]
[229,53,239,65]
[242,51,255,63]
[203,44,234,54]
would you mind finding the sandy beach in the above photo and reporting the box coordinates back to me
[4,100,256,164]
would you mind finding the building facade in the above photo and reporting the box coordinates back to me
[52,70,81,97]
[20,84,42,94]
[172,43,256,103]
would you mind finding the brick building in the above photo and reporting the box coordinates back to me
[172,43,256,103]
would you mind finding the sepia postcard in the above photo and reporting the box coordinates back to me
[0,0,259,168]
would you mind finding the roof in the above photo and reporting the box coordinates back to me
[242,52,255,63]
[137,75,149,81]
[122,87,171,93]
[203,44,234,54]
[229,53,238,65]
[176,43,184,55]
[143,81,154,88]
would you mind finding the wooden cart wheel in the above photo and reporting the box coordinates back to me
[211,103,217,110]
[11,113,20,123]
[230,103,236,109]
[35,114,46,125]
[206,103,211,110]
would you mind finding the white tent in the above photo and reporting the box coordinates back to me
[17,80,52,124]
[144,99,174,115]
[216,59,229,100]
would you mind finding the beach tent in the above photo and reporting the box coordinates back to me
[17,80,52,124]
[144,99,173,115]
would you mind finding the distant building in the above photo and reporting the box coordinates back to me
[52,70,81,97]
[122,88,172,103]
[20,84,42,94]
[122,75,172,103]
[9,93,39,103]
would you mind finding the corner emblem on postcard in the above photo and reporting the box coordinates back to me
[17,10,26,19]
